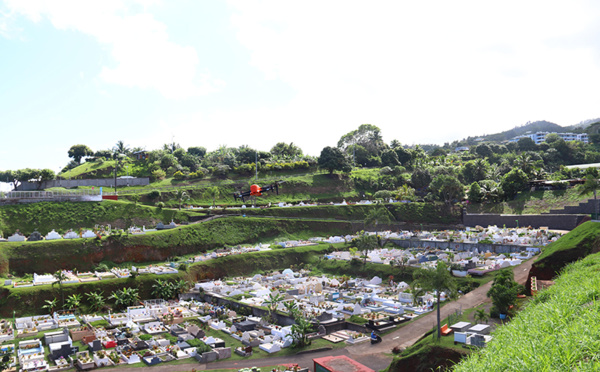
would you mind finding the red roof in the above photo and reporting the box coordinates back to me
[313,355,375,372]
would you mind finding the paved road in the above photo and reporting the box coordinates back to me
[108,259,534,372]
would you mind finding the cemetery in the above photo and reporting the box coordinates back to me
[0,224,565,371]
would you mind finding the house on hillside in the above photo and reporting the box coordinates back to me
[133,150,148,160]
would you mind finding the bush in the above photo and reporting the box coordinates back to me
[156,202,165,210]
[152,169,166,181]
[173,171,186,180]
[348,315,368,324]
[139,334,152,341]
[148,190,161,200]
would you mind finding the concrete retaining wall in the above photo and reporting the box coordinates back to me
[17,177,150,190]
[463,213,588,230]
[390,239,529,254]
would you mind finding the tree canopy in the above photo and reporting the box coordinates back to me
[68,144,93,164]
[318,146,351,174]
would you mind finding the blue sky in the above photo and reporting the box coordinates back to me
[2,0,600,173]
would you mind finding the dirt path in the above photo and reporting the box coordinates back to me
[107,259,534,372]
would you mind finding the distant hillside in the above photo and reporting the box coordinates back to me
[455,119,600,146]
[480,120,564,142]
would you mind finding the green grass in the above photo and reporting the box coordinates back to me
[454,252,600,371]
[467,187,593,215]
[0,200,191,236]
[537,221,600,262]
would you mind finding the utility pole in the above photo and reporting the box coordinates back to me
[255,150,258,181]
[114,153,118,193]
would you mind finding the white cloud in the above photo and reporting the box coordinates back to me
[228,0,600,147]
[3,0,223,99]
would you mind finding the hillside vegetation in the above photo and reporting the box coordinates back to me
[0,200,194,236]
[0,217,358,275]
[454,252,600,371]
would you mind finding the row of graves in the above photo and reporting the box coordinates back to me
[11,266,179,288]
[392,225,563,247]
[195,269,442,345]
[325,226,557,278]
[0,297,319,372]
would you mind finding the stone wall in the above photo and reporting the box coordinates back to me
[17,177,150,191]
[390,239,529,254]
[463,213,588,230]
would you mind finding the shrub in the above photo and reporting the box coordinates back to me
[148,190,161,200]
[156,202,165,210]
[139,334,152,341]
[173,171,186,180]
[152,169,166,181]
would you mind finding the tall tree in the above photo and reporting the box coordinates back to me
[113,140,130,155]
[487,268,523,317]
[355,233,378,265]
[337,124,386,155]
[318,146,351,174]
[52,270,68,307]
[364,206,394,247]
[413,261,457,340]
[430,174,464,205]
[270,142,303,159]
[175,189,190,210]
[203,186,223,207]
[68,144,93,164]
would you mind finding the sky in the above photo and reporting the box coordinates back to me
[2,0,600,172]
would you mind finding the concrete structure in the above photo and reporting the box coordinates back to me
[463,213,588,230]
[16,177,149,191]
[509,131,588,144]
[314,355,374,372]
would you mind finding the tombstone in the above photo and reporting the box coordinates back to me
[315,282,323,293]
[81,230,96,238]
[88,340,102,352]
[28,230,43,241]
[4,280,12,286]
[230,325,237,333]
[353,304,363,315]
[63,231,79,239]
[45,230,62,240]
[370,276,382,285]
[281,337,293,348]
[241,332,250,342]
[318,325,326,336]
[7,233,25,242]
[213,347,231,360]
[228,310,237,319]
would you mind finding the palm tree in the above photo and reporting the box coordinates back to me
[175,189,190,210]
[86,291,106,312]
[174,279,189,297]
[203,186,223,208]
[42,298,57,315]
[52,271,68,307]
[413,261,457,340]
[474,308,489,324]
[113,140,130,155]
[264,292,285,323]
[364,206,394,247]
[355,233,378,265]
[65,293,82,310]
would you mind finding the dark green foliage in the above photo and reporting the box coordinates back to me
[500,168,529,199]
[487,268,524,315]
[318,146,351,174]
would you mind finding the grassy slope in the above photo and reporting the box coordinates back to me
[454,253,600,371]
[0,217,357,275]
[219,203,461,225]
[0,200,192,236]
[467,187,594,215]
[537,221,600,262]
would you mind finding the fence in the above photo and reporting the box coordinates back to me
[2,189,102,203]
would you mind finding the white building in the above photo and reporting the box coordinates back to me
[509,131,588,145]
